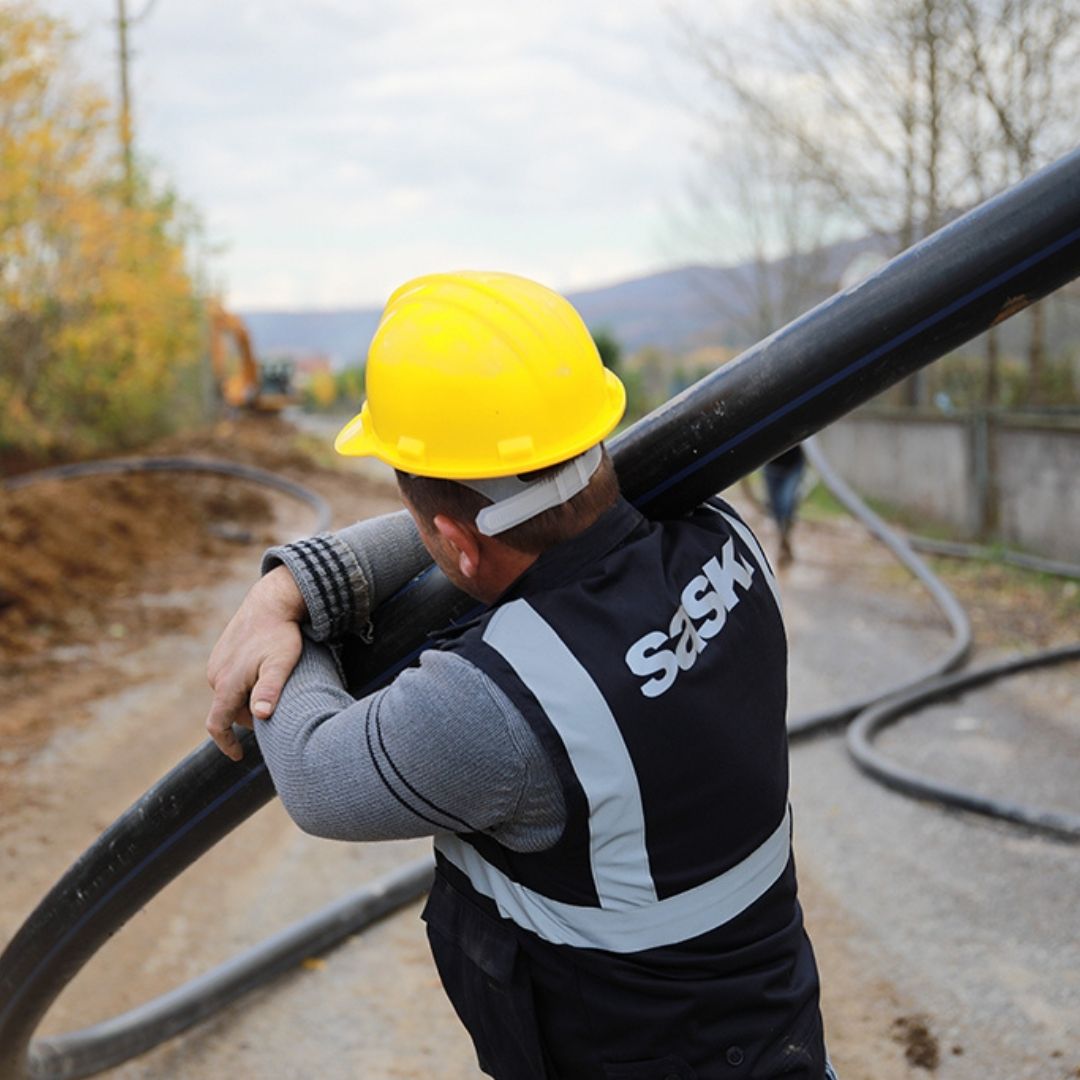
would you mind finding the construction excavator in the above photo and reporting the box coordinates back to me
[209,302,295,413]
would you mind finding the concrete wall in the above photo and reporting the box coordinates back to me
[817,415,972,530]
[817,410,1080,562]
[995,422,1080,561]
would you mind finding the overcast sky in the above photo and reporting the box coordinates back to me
[41,0,737,310]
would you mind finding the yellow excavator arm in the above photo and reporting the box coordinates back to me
[209,302,294,412]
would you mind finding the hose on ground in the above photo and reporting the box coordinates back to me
[906,534,1080,580]
[26,859,434,1080]
[787,438,973,738]
[846,644,1080,841]
[798,440,1080,842]
[2,455,333,534]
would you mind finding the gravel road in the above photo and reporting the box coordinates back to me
[2,479,1077,1080]
[780,525,1079,1080]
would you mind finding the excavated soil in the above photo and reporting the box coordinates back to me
[0,415,388,803]
[0,415,328,656]
[0,472,275,657]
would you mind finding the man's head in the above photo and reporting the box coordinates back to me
[395,449,620,601]
[333,271,627,599]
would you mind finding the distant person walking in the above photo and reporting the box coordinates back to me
[763,444,806,567]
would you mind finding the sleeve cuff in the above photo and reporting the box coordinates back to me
[262,533,372,642]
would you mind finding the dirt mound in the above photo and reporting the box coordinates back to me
[0,471,275,658]
[0,414,402,801]
[0,416,333,661]
[0,411,393,660]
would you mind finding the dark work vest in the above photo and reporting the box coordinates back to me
[422,498,826,1079]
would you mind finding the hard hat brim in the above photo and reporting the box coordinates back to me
[333,406,376,458]
[334,368,626,480]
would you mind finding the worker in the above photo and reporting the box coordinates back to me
[205,271,835,1079]
[763,444,807,568]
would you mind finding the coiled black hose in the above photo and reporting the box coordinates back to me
[907,534,1080,581]
[796,440,1080,842]
[787,439,973,738]
[2,456,332,534]
[846,645,1080,841]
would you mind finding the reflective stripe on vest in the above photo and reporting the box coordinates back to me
[436,805,791,953]
[483,598,656,909]
[434,597,791,953]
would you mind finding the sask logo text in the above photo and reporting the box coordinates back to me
[624,540,754,698]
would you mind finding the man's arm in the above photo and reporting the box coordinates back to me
[205,510,430,759]
[255,641,566,850]
[205,565,305,760]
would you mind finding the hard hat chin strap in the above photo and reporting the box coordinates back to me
[461,444,603,537]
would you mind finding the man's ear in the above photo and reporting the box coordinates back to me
[432,514,481,580]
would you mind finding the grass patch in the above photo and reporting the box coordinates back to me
[799,481,1080,650]
[800,480,847,522]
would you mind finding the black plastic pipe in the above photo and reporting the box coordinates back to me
[907,535,1080,580]
[1,457,333,534]
[847,644,1080,840]
[25,859,434,1079]
[342,144,1080,687]
[786,438,972,738]
[2,148,1080,1078]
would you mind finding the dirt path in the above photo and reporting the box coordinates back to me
[778,513,1080,1080]
[1,422,478,1078]
[8,569,477,1078]
[2,428,1078,1079]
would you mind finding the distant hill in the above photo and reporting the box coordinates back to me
[239,237,885,366]
[239,233,1079,366]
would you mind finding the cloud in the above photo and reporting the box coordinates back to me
[40,0,717,306]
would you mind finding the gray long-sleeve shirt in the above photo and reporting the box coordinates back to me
[257,511,566,851]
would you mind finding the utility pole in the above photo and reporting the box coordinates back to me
[117,0,160,205]
[116,0,135,205]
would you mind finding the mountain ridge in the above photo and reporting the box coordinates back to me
[237,236,893,365]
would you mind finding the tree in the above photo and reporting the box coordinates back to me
[591,327,623,374]
[0,1,204,457]
[676,0,1080,406]
[955,0,1080,402]
[679,124,836,345]
[591,327,652,421]
[680,1,971,244]
[676,0,975,404]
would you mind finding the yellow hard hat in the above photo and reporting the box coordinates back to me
[333,271,626,479]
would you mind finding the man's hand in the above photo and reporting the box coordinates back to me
[206,565,307,760]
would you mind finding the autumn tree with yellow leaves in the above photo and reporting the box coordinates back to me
[0,1,204,459]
